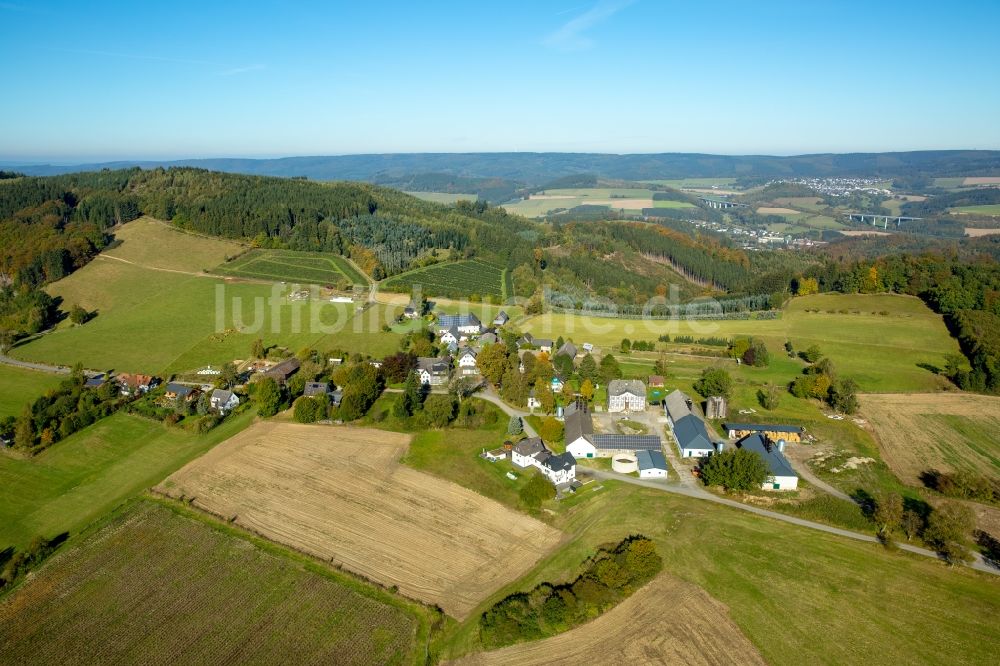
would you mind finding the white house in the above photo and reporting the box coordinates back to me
[511,437,547,468]
[437,313,482,336]
[607,379,646,413]
[540,452,576,485]
[565,400,596,459]
[636,450,668,479]
[550,376,564,393]
[210,389,240,414]
[511,437,576,486]
[527,390,541,409]
[440,328,460,346]
[457,348,478,375]
[737,434,799,490]
[534,338,553,353]
[493,311,509,327]
[403,306,419,319]
[417,356,452,386]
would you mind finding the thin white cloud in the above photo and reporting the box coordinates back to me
[544,0,634,51]
[218,64,266,76]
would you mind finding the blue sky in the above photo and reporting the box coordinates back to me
[2,0,999,161]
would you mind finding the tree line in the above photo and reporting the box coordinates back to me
[479,535,661,648]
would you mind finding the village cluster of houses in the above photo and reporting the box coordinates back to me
[82,371,242,416]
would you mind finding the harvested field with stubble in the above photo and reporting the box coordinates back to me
[0,501,419,665]
[449,574,764,666]
[859,393,1000,484]
[156,422,563,619]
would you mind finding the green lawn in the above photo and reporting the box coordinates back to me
[653,200,697,208]
[522,293,960,392]
[0,366,63,419]
[12,258,401,374]
[0,410,255,548]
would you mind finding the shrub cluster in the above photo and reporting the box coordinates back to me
[479,536,662,648]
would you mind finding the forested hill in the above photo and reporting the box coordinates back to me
[9,150,1000,183]
[0,168,540,282]
[1,167,765,320]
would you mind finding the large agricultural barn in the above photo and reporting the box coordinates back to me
[665,390,717,458]
[565,400,662,459]
[735,433,799,490]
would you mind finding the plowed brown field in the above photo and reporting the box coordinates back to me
[449,574,765,665]
[156,422,562,619]
[859,392,1000,484]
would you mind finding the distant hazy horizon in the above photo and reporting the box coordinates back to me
[3,0,999,160]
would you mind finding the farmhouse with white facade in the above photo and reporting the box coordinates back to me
[607,379,646,413]
[511,437,577,486]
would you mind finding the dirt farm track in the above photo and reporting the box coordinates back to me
[156,422,562,619]
[449,574,765,665]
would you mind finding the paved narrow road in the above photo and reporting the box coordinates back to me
[0,354,72,375]
[587,468,998,576]
[477,388,538,438]
[431,389,996,576]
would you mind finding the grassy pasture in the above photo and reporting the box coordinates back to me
[13,259,401,374]
[381,259,506,301]
[0,366,63,419]
[0,410,254,548]
[213,248,368,286]
[952,204,1000,216]
[521,293,961,392]
[106,217,246,273]
[436,477,1000,664]
[859,393,1000,484]
[404,191,478,204]
[0,501,421,665]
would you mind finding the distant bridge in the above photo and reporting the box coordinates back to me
[698,196,748,209]
[845,213,923,229]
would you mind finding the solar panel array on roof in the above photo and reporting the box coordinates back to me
[591,434,662,451]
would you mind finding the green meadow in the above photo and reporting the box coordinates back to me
[12,259,402,374]
[521,293,960,393]
[0,410,255,548]
[953,204,1000,215]
[0,366,64,419]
